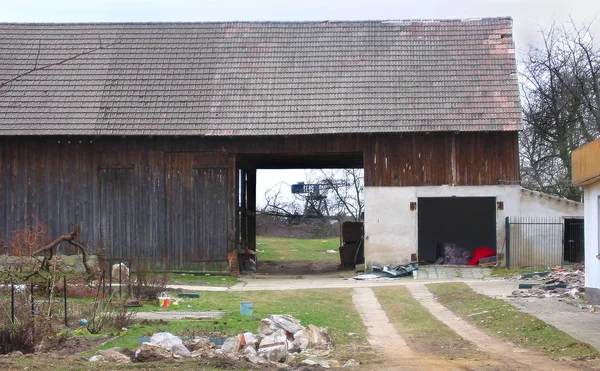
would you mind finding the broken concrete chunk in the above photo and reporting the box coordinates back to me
[135,344,171,362]
[301,358,331,368]
[218,336,242,354]
[184,337,212,352]
[149,332,184,352]
[258,318,282,337]
[97,348,131,363]
[258,329,289,362]
[241,332,258,348]
[140,342,172,356]
[343,359,360,367]
[305,324,334,350]
[171,343,193,358]
[269,314,305,334]
[88,355,105,362]
[291,329,309,351]
[243,345,267,364]
[111,263,130,281]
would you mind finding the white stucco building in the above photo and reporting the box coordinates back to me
[365,185,583,268]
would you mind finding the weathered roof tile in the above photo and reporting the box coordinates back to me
[0,19,521,136]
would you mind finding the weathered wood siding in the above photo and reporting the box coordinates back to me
[572,138,600,186]
[364,132,520,186]
[0,132,519,269]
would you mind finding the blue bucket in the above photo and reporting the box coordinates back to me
[240,301,254,316]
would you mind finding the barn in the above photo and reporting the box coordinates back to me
[0,18,569,271]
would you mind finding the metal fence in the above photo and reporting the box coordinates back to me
[505,216,564,268]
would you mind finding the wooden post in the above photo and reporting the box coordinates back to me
[63,276,68,327]
[247,168,257,255]
[240,168,247,252]
[227,155,238,257]
[10,280,15,324]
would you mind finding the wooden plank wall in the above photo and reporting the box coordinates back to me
[0,132,519,268]
[364,132,520,186]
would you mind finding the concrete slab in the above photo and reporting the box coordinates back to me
[467,280,600,352]
[136,310,227,320]
[166,284,228,292]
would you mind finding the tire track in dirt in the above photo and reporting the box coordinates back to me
[407,283,580,371]
[353,287,479,370]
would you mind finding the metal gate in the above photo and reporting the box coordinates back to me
[505,216,564,268]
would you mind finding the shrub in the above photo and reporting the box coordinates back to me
[131,259,170,301]
[86,295,137,334]
[0,291,61,354]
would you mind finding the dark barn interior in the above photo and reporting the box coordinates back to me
[417,197,497,264]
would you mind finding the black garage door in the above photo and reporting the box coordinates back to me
[418,197,496,264]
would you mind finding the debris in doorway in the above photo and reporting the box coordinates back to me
[373,263,418,277]
[442,243,471,265]
[467,246,496,266]
[510,266,585,299]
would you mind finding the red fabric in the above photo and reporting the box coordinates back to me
[467,247,496,266]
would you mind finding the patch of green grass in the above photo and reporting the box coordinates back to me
[427,282,599,358]
[256,236,339,262]
[167,273,239,287]
[95,288,367,353]
[374,286,476,358]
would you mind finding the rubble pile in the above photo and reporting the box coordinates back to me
[510,266,585,299]
[88,314,357,368]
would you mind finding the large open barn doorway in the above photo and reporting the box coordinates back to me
[418,197,496,265]
[236,153,363,276]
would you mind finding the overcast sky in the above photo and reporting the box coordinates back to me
[2,0,599,206]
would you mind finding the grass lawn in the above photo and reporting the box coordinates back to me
[373,286,477,359]
[427,282,599,359]
[256,236,340,262]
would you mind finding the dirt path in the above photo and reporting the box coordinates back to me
[352,287,497,371]
[407,283,581,371]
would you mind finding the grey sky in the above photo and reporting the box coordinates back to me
[2,0,598,205]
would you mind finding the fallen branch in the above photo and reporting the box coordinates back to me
[30,230,92,274]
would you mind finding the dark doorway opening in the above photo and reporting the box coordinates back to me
[564,218,584,264]
[418,197,496,264]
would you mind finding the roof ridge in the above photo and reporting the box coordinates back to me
[0,17,512,26]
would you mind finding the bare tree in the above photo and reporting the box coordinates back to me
[520,20,600,201]
[317,169,364,221]
[260,169,364,222]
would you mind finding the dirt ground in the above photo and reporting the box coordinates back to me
[256,260,350,277]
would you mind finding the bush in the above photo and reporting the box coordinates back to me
[86,295,137,334]
[0,291,61,354]
[131,260,170,301]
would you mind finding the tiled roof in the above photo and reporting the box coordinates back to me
[0,19,521,136]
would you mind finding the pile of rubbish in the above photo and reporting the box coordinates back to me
[351,263,418,280]
[509,266,585,299]
[88,314,359,368]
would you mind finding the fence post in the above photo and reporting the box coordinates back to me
[128,261,132,299]
[505,216,511,269]
[63,276,68,327]
[109,261,113,296]
[30,283,34,316]
[10,280,15,324]
[119,261,122,299]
